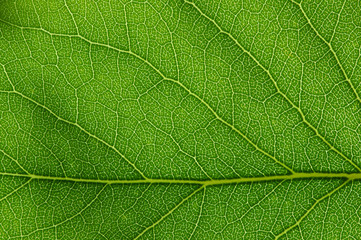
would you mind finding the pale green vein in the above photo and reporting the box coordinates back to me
[16,183,108,238]
[189,187,206,239]
[1,171,361,186]
[63,0,79,36]
[0,90,148,180]
[146,2,181,81]
[133,185,204,240]
[163,77,295,173]
[143,115,213,180]
[0,2,359,239]
[26,131,68,178]
[0,178,31,202]
[274,179,350,239]
[183,0,361,173]
[329,0,347,44]
[0,149,30,175]
[233,180,285,226]
[290,0,361,106]
[0,19,294,174]
[0,63,14,90]
[136,79,214,179]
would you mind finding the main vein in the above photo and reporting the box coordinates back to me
[1,172,361,186]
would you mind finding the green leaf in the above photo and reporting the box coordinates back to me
[1,0,361,238]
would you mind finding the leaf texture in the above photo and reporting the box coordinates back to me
[1,0,361,239]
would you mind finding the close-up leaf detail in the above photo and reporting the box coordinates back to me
[1,0,361,239]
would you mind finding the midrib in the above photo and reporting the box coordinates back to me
[2,172,361,186]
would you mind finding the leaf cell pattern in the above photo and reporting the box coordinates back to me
[0,0,361,239]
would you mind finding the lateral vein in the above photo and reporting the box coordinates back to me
[290,0,361,105]
[0,18,295,175]
[274,179,350,239]
[183,0,361,172]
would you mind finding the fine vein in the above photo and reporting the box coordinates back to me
[184,0,361,172]
[0,19,295,174]
[274,179,350,239]
[290,0,361,105]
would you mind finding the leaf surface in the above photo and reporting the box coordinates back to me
[1,0,361,239]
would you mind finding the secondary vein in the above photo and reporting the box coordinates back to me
[289,0,361,105]
[274,179,350,239]
[0,18,295,175]
[183,0,361,172]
